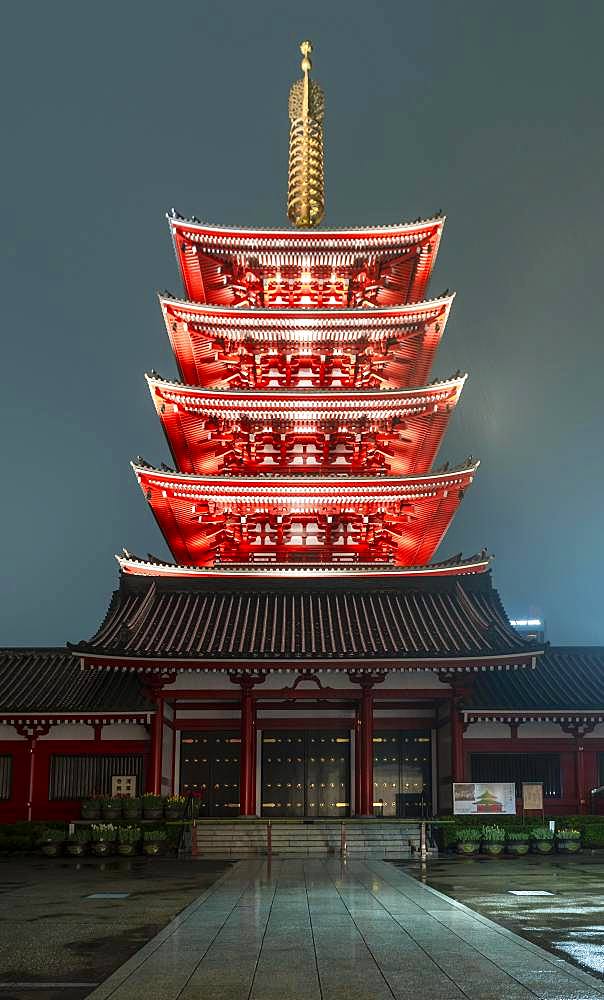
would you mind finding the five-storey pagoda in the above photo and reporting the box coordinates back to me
[75,44,541,819]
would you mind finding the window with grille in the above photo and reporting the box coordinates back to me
[0,756,12,800]
[471,753,561,798]
[49,754,145,800]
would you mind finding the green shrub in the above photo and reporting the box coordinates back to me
[143,827,168,842]
[480,825,506,841]
[455,827,481,843]
[531,825,554,840]
[90,823,117,841]
[506,829,529,842]
[117,825,142,844]
[556,828,581,840]
[68,827,90,844]
[39,828,66,843]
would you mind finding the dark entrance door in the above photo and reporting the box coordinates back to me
[373,730,432,817]
[180,731,241,817]
[261,730,350,818]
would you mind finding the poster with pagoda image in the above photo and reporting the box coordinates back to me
[453,782,516,815]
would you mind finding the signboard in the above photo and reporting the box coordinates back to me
[111,775,136,798]
[453,782,516,815]
[522,782,544,812]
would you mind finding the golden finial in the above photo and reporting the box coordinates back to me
[287,40,325,228]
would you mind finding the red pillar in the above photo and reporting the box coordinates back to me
[148,695,164,795]
[231,672,265,816]
[354,709,362,816]
[450,695,465,783]
[240,680,257,816]
[15,723,50,821]
[349,672,386,816]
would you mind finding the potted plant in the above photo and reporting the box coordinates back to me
[122,796,143,821]
[164,794,186,820]
[480,825,506,857]
[81,796,101,820]
[142,793,163,820]
[101,796,123,821]
[39,828,66,857]
[555,828,581,854]
[505,829,530,857]
[455,826,481,855]
[117,825,142,857]
[142,827,168,856]
[530,825,555,854]
[65,827,90,857]
[90,823,117,857]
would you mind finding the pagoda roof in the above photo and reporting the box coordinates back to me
[146,373,466,423]
[133,459,477,508]
[160,293,453,389]
[132,460,478,568]
[0,648,152,716]
[168,212,444,305]
[467,647,604,719]
[74,569,540,670]
[117,551,491,579]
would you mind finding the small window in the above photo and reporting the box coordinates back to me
[471,753,561,798]
[0,755,12,800]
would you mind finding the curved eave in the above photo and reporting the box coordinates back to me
[117,552,491,579]
[146,372,467,421]
[168,211,444,254]
[159,291,454,332]
[132,460,479,501]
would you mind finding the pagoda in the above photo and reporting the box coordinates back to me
[73,43,541,820]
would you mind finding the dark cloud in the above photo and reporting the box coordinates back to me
[1,0,603,645]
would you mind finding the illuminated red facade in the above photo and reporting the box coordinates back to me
[130,215,478,572]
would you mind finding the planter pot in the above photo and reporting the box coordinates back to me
[164,807,184,820]
[531,840,554,854]
[41,843,63,857]
[143,808,163,821]
[556,840,581,854]
[506,842,529,857]
[91,841,115,857]
[117,843,138,857]
[101,805,122,821]
[143,842,162,856]
[122,808,142,821]
[456,842,480,856]
[481,842,504,857]
[65,842,86,857]
[81,803,101,820]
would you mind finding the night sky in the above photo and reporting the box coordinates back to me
[2,1,603,647]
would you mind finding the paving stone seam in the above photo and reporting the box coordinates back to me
[242,859,280,1000]
[367,862,604,997]
[85,861,259,1000]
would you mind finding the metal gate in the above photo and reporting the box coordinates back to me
[261,730,350,818]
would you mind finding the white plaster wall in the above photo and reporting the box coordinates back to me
[101,724,149,741]
[518,722,571,738]
[464,721,511,739]
[257,709,354,720]
[39,724,93,741]
[0,725,24,740]
[374,709,435,719]
[586,723,604,738]
[177,710,240,720]
[169,670,449,692]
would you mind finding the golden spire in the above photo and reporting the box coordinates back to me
[287,40,325,227]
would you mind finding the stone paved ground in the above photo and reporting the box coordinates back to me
[0,857,230,1000]
[399,854,604,982]
[86,858,604,1000]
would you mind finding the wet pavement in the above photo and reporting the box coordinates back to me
[0,856,231,1000]
[398,853,604,982]
[84,858,604,999]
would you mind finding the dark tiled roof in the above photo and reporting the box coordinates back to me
[0,648,152,714]
[76,573,538,663]
[470,647,604,711]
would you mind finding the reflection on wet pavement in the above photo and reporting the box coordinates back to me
[395,854,604,979]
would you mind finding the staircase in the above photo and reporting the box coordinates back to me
[193,821,424,859]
